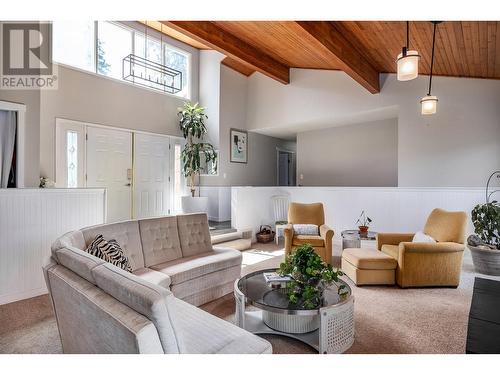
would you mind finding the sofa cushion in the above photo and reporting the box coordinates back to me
[381,244,400,260]
[177,213,213,257]
[412,231,436,243]
[139,217,182,267]
[165,296,272,354]
[293,224,319,236]
[51,245,105,284]
[292,235,325,247]
[151,247,242,285]
[81,220,144,271]
[133,268,172,289]
[86,234,133,272]
[91,263,179,354]
[342,248,397,270]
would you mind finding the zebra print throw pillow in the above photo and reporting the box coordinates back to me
[85,234,133,273]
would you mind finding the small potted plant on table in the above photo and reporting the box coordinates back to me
[356,210,372,238]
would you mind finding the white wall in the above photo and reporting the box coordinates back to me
[200,65,294,187]
[297,118,398,186]
[246,69,500,187]
[199,50,224,148]
[231,186,483,241]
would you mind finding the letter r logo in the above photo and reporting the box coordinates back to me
[2,23,52,75]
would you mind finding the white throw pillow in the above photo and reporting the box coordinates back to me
[293,224,319,236]
[412,231,436,243]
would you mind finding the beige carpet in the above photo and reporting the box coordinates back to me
[1,241,498,354]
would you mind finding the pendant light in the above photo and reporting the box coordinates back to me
[421,21,441,115]
[396,21,420,81]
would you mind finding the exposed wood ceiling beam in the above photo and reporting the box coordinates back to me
[160,21,290,84]
[221,57,255,76]
[295,21,380,93]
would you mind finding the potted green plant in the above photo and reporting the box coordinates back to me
[468,171,500,275]
[356,210,372,237]
[278,244,347,310]
[177,102,217,213]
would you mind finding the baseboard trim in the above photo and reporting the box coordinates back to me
[0,287,48,305]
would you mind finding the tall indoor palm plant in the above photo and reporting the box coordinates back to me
[178,102,217,197]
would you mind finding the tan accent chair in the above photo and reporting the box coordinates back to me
[377,208,467,288]
[284,202,333,265]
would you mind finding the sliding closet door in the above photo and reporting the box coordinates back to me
[86,127,132,223]
[133,133,170,219]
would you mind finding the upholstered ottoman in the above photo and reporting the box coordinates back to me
[341,248,397,286]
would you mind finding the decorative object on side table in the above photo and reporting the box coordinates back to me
[256,225,275,243]
[356,210,372,237]
[467,171,500,276]
[39,177,55,188]
[263,272,291,288]
[230,128,248,163]
[178,102,217,214]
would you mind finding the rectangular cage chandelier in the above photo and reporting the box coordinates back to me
[122,54,182,94]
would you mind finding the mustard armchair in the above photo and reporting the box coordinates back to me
[284,202,333,265]
[377,208,467,288]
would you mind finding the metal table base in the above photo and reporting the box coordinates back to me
[243,310,320,351]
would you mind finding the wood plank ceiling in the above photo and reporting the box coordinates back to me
[158,21,500,93]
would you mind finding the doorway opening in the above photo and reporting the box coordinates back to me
[276,148,296,186]
[0,101,25,188]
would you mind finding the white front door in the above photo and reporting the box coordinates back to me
[133,133,170,219]
[86,127,133,223]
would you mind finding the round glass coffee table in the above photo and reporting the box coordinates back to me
[234,269,355,354]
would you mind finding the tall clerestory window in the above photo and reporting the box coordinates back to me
[52,21,191,98]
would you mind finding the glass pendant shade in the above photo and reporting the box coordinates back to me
[420,95,438,115]
[397,50,420,81]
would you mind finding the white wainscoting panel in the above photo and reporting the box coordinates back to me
[231,187,484,241]
[0,188,106,305]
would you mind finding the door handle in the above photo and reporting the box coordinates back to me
[125,183,131,187]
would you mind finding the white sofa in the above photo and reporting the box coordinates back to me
[44,213,272,354]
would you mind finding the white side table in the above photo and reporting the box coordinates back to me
[275,224,287,245]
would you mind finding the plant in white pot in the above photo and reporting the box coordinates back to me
[178,102,217,214]
[468,171,500,275]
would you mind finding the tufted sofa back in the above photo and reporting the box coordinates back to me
[177,213,213,257]
[76,213,212,272]
[139,216,183,267]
